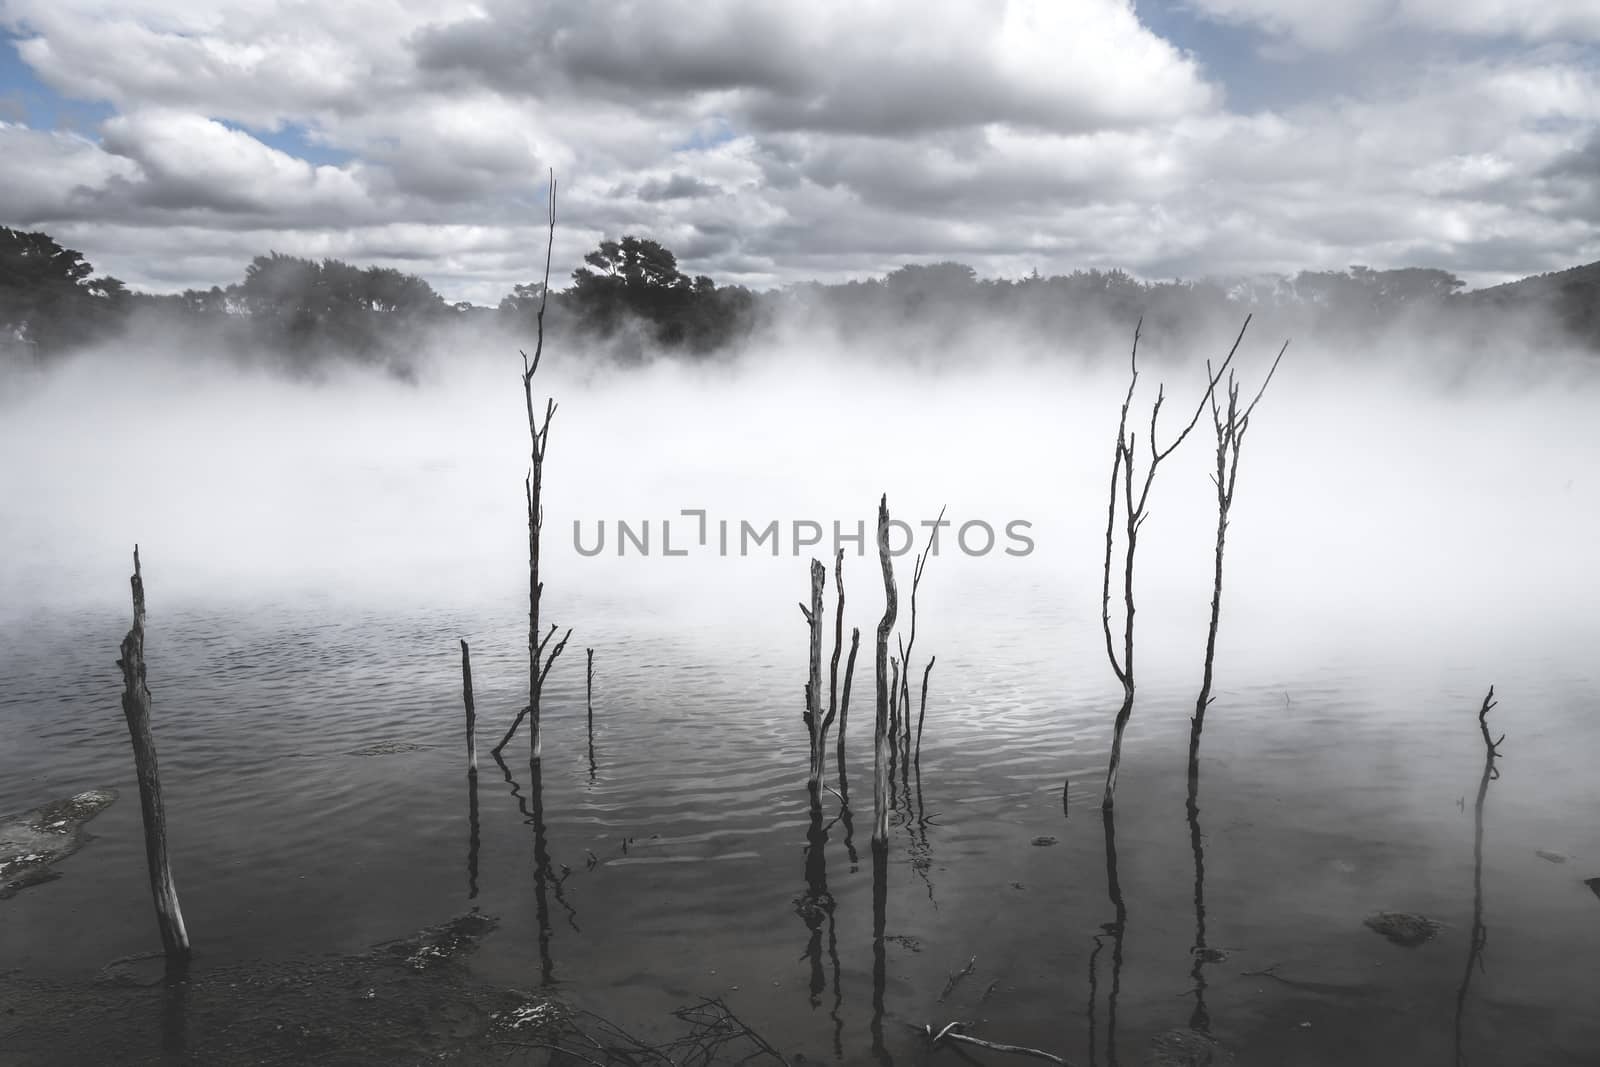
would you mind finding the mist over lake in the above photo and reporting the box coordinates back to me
[3,317,1599,1063]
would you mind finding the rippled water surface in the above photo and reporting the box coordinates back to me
[4,584,1599,1065]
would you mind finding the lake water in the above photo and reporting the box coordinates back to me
[2,339,1599,1064]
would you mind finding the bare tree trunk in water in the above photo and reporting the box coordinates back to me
[1101,319,1247,810]
[896,507,943,745]
[586,647,595,782]
[115,546,190,960]
[1455,686,1501,1065]
[460,639,477,772]
[837,628,860,764]
[1189,340,1287,789]
[915,656,936,761]
[874,495,899,846]
[500,170,572,762]
[800,558,826,806]
[820,550,846,784]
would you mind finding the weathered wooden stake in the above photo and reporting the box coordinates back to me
[460,639,477,772]
[873,495,898,846]
[115,546,190,960]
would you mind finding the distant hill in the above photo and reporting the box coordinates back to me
[1463,260,1600,349]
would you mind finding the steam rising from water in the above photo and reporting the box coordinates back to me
[2,323,1596,685]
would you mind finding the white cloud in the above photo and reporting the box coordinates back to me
[0,0,1594,302]
[1184,0,1600,49]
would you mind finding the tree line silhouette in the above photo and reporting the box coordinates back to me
[4,222,1597,370]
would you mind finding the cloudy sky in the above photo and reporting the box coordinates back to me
[1,0,1597,304]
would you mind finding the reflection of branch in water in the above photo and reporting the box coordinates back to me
[492,752,580,984]
[1185,757,1210,1035]
[871,839,893,1066]
[1454,686,1502,1066]
[895,748,937,907]
[467,769,481,901]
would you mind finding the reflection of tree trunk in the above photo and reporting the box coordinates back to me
[493,751,573,984]
[1087,934,1103,1067]
[1186,761,1210,1035]
[796,807,834,1010]
[1102,809,1126,1066]
[467,770,480,901]
[161,960,189,1057]
[530,759,555,985]
[871,838,892,1066]
[1454,687,1502,1066]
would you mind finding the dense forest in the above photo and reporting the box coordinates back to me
[3,223,1596,374]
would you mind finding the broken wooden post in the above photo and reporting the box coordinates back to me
[1189,337,1287,788]
[1100,319,1243,810]
[873,495,898,846]
[114,545,190,960]
[460,639,477,772]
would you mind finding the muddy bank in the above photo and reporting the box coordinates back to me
[0,912,788,1066]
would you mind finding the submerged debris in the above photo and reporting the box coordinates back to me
[376,911,497,973]
[1584,877,1600,902]
[1535,850,1568,864]
[0,789,118,899]
[1149,1027,1237,1066]
[1031,835,1059,847]
[1364,911,1442,947]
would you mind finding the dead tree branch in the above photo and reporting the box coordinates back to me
[1190,336,1288,780]
[1101,317,1246,810]
[499,169,570,761]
